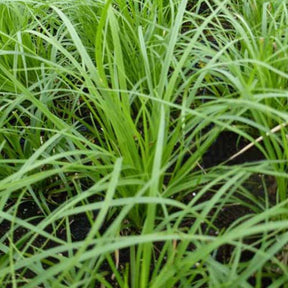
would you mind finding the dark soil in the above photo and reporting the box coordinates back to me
[0,129,280,287]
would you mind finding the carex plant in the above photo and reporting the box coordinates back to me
[0,0,288,287]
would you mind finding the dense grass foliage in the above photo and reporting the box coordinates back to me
[0,0,288,287]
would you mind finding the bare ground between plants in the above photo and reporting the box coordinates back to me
[0,131,281,287]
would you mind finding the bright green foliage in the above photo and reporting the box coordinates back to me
[0,0,288,287]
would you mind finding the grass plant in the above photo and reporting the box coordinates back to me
[0,0,288,287]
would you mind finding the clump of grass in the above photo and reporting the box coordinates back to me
[0,0,288,287]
